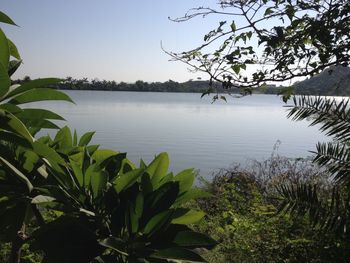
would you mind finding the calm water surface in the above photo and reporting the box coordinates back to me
[34,91,327,178]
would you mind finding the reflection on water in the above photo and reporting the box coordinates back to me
[33,91,328,178]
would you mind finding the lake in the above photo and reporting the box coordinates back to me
[35,91,327,178]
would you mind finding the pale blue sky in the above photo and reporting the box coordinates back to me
[2,1,224,82]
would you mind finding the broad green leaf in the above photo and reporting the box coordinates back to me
[5,78,63,99]
[32,141,66,167]
[146,152,169,188]
[144,210,172,235]
[54,126,73,152]
[128,203,139,233]
[70,160,84,187]
[0,156,33,192]
[24,119,60,130]
[159,172,174,186]
[89,167,108,198]
[173,231,217,248]
[9,88,74,105]
[0,62,10,97]
[31,195,56,204]
[113,168,143,193]
[22,150,39,172]
[16,108,65,121]
[174,168,195,194]
[0,11,17,26]
[151,247,206,262]
[7,38,20,59]
[0,110,33,142]
[120,158,136,174]
[78,131,95,146]
[0,103,21,113]
[91,149,119,163]
[0,28,9,71]
[140,158,147,169]
[171,209,205,225]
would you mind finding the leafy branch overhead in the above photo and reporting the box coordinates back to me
[167,0,350,93]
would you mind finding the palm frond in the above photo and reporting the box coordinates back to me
[287,96,350,142]
[313,142,350,183]
[277,182,350,233]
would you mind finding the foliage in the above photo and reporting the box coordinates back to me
[168,0,350,98]
[0,11,216,262]
[195,160,350,262]
[278,96,350,234]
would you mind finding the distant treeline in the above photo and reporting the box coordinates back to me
[13,66,350,96]
[13,76,281,94]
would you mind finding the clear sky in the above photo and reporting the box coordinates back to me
[2,1,224,83]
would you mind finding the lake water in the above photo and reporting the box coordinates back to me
[35,91,328,178]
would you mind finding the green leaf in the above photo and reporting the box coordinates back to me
[146,152,169,188]
[0,110,33,142]
[91,149,119,164]
[32,141,66,167]
[9,88,74,105]
[89,167,108,198]
[174,168,195,194]
[127,203,139,233]
[0,103,22,113]
[78,131,95,146]
[54,126,73,152]
[232,64,241,74]
[264,7,274,16]
[113,168,143,193]
[5,78,63,99]
[0,60,10,98]
[7,38,20,59]
[230,21,236,32]
[22,150,39,172]
[173,231,217,249]
[70,160,84,187]
[0,28,9,71]
[171,209,205,225]
[0,11,17,26]
[144,210,172,235]
[151,248,206,262]
[0,156,33,192]
[16,108,65,121]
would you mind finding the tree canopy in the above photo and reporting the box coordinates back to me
[168,0,350,96]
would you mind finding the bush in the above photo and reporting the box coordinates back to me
[195,156,350,263]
